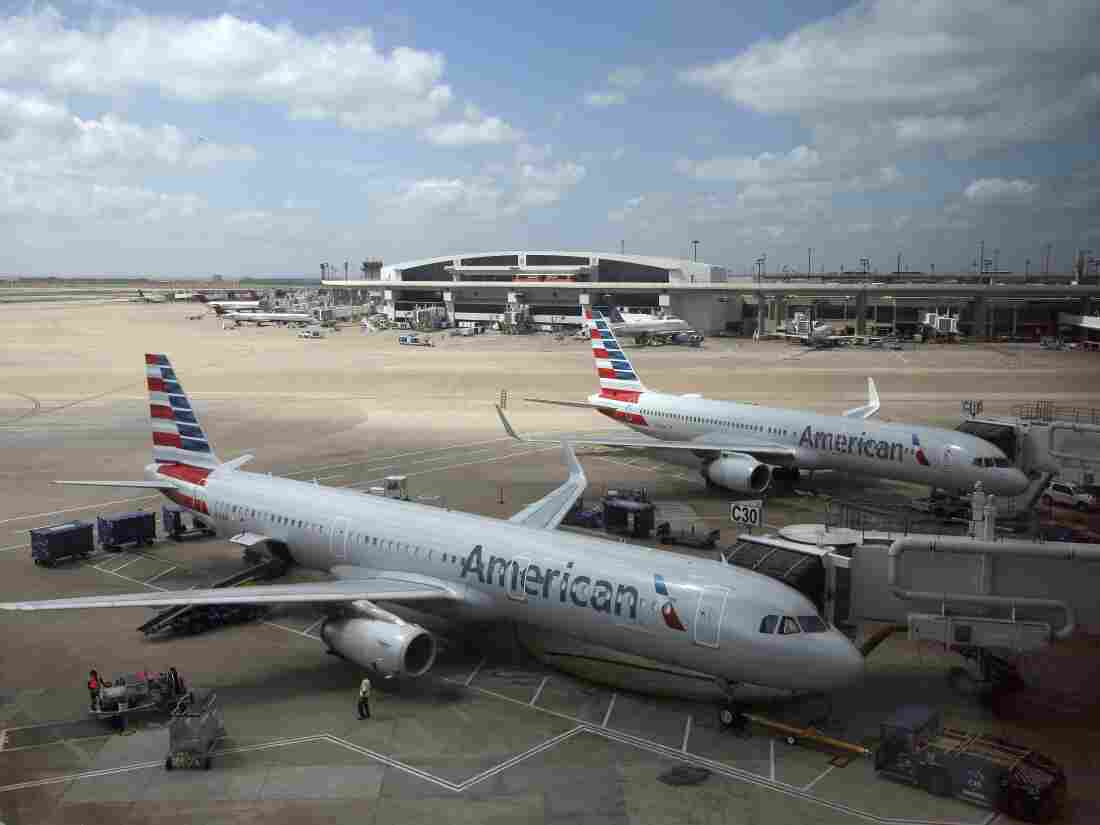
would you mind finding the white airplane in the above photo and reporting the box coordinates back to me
[597,305,693,342]
[523,309,1030,497]
[1,354,863,713]
[223,310,313,325]
[207,300,261,314]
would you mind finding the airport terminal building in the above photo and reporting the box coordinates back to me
[326,249,1100,340]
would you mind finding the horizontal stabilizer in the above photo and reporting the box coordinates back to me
[523,397,601,409]
[53,480,174,489]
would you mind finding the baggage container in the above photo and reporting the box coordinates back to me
[30,521,93,567]
[166,689,225,770]
[97,511,156,551]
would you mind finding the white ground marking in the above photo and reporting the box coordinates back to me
[770,738,776,781]
[601,692,617,728]
[802,763,837,791]
[0,543,30,553]
[464,656,486,687]
[107,556,142,574]
[261,620,322,642]
[143,566,176,584]
[302,616,325,636]
[529,676,548,706]
[347,445,560,489]
[681,714,693,753]
[0,496,157,526]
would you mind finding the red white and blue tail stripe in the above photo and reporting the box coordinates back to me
[585,308,647,400]
[146,353,220,469]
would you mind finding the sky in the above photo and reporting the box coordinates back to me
[0,0,1096,277]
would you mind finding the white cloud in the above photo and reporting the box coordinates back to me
[583,65,647,107]
[675,145,821,182]
[607,66,645,90]
[583,91,627,107]
[390,147,586,220]
[682,0,1099,156]
[963,177,1038,204]
[0,9,454,131]
[422,104,521,146]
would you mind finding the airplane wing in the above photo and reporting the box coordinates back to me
[495,406,796,463]
[504,434,587,530]
[843,377,880,419]
[0,575,461,612]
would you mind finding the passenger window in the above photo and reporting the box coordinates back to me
[798,615,828,633]
[759,615,779,633]
[779,616,801,635]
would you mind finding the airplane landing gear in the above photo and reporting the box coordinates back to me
[718,702,749,734]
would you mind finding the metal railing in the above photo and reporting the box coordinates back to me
[1012,401,1100,425]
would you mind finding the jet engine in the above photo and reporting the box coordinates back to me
[320,616,437,678]
[704,454,771,493]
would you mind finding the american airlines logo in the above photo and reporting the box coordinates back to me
[460,545,643,621]
[798,426,913,463]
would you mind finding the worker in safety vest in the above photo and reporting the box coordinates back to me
[357,676,372,720]
[87,670,100,710]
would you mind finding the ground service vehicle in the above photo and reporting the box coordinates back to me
[92,668,187,724]
[166,689,225,770]
[97,512,156,550]
[1041,480,1095,512]
[30,521,93,566]
[874,705,1066,823]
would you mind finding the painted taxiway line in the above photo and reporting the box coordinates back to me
[143,566,176,584]
[600,692,617,728]
[680,714,693,753]
[0,495,158,526]
[0,543,29,553]
[447,675,988,825]
[529,676,548,707]
[464,656,486,687]
[803,763,837,791]
[348,445,561,489]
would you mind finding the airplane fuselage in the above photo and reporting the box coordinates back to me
[588,390,1029,496]
[149,462,863,693]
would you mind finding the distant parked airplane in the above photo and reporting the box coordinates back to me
[522,310,1029,497]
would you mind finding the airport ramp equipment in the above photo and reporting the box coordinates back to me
[97,511,156,551]
[138,555,289,636]
[30,521,94,567]
[874,704,1066,823]
[166,688,225,770]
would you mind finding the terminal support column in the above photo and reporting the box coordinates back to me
[855,291,867,335]
[443,291,457,327]
[970,295,989,340]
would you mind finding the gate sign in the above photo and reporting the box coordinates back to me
[730,500,764,528]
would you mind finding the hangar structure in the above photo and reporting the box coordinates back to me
[325,250,1100,339]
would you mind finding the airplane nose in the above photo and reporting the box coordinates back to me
[817,634,865,690]
[998,469,1030,496]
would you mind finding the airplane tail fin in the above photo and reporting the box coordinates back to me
[584,308,648,399]
[145,353,221,469]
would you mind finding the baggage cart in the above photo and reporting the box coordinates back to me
[30,521,93,566]
[92,667,187,727]
[874,705,1066,822]
[166,689,225,770]
[97,511,156,551]
[162,506,216,541]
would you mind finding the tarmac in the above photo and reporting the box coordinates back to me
[2,301,1099,824]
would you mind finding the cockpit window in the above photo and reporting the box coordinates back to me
[994,458,1012,467]
[759,615,779,634]
[798,615,828,633]
[779,616,801,635]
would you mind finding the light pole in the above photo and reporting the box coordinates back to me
[979,240,985,275]
[692,240,700,262]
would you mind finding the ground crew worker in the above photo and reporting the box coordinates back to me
[357,676,372,719]
[87,669,100,710]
